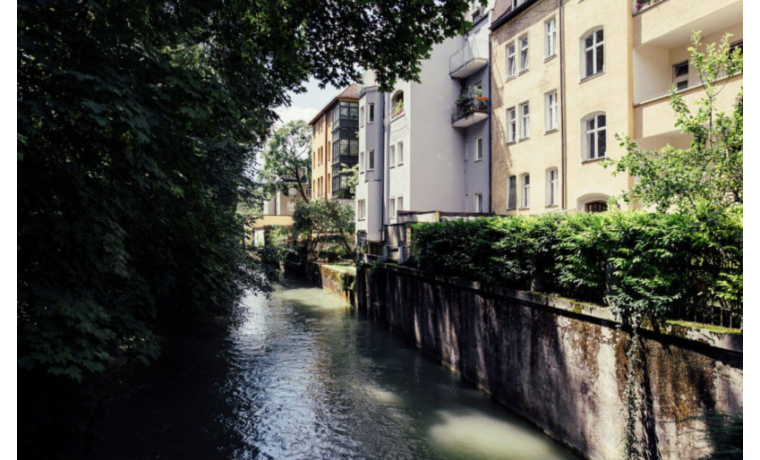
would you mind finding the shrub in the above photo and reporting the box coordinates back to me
[411,210,742,326]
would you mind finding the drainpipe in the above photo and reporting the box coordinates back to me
[488,32,493,213]
[559,0,568,211]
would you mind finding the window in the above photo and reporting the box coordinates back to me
[391,91,404,117]
[389,197,396,219]
[585,201,608,213]
[360,106,365,126]
[547,168,558,206]
[519,35,529,71]
[582,28,604,79]
[367,149,375,170]
[389,145,395,167]
[511,0,528,9]
[475,193,483,213]
[507,175,517,210]
[358,199,366,220]
[673,61,689,91]
[520,102,530,139]
[545,91,558,132]
[359,152,364,172]
[583,112,607,160]
[368,103,375,123]
[397,196,404,213]
[545,17,557,58]
[506,42,516,79]
[397,142,404,165]
[506,107,517,143]
[521,174,530,208]
[475,137,483,161]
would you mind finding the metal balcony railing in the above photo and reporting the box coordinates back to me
[449,40,488,77]
[451,96,488,124]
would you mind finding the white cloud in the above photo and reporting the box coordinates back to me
[274,105,319,127]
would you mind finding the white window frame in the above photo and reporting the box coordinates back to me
[359,151,365,173]
[507,175,517,211]
[397,196,404,214]
[389,197,396,220]
[475,137,483,161]
[360,106,365,127]
[506,42,516,79]
[545,17,557,59]
[368,103,375,123]
[673,61,689,91]
[358,199,366,220]
[581,27,604,80]
[519,34,529,72]
[506,107,517,143]
[367,149,375,171]
[582,112,607,161]
[519,101,530,139]
[389,145,395,168]
[521,174,530,209]
[397,142,404,165]
[545,90,558,133]
[475,193,483,213]
[546,168,558,206]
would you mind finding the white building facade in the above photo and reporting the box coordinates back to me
[356,2,495,256]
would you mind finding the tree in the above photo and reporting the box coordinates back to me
[293,199,356,259]
[604,32,743,215]
[340,163,360,196]
[260,120,312,202]
[18,0,479,382]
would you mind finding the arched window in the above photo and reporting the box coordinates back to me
[581,27,604,79]
[582,112,606,160]
[391,91,404,117]
[585,201,608,213]
[546,168,558,206]
[521,173,530,209]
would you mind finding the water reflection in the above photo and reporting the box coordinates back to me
[91,281,577,459]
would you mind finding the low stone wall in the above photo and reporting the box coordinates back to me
[355,264,743,460]
[307,262,356,306]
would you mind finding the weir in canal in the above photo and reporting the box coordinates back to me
[90,281,578,459]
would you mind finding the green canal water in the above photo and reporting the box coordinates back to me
[90,281,578,459]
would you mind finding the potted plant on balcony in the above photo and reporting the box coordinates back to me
[392,99,404,117]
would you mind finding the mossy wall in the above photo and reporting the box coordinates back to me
[310,262,356,306]
[355,264,743,460]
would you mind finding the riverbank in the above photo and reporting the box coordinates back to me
[310,261,742,459]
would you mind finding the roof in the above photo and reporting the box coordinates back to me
[307,83,359,126]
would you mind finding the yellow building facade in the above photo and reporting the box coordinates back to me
[309,108,333,200]
[490,0,743,214]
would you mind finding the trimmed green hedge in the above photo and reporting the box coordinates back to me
[411,209,742,326]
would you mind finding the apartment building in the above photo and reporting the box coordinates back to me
[490,0,743,214]
[356,2,495,253]
[308,84,360,200]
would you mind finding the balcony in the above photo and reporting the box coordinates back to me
[449,40,488,79]
[633,0,742,48]
[451,96,489,128]
[634,74,742,140]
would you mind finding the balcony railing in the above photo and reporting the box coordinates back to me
[449,39,488,79]
[451,96,489,128]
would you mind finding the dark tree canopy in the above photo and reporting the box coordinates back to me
[17,0,477,381]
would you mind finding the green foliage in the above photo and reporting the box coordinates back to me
[259,120,312,202]
[18,0,479,384]
[340,163,360,196]
[604,32,743,214]
[411,211,742,324]
[293,199,356,259]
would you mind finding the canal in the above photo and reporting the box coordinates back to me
[90,281,578,459]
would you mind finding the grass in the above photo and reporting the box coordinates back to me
[665,320,743,335]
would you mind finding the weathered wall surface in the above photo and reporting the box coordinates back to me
[308,262,356,306]
[355,264,743,460]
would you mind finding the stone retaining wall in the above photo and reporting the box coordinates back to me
[355,264,743,459]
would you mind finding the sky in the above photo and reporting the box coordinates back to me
[273,78,343,126]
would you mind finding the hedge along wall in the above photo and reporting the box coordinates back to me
[411,210,743,328]
[355,264,743,460]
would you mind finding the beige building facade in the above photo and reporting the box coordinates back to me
[490,0,742,215]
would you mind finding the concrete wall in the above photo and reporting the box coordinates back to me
[355,264,743,460]
[307,262,356,306]
[357,79,385,242]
